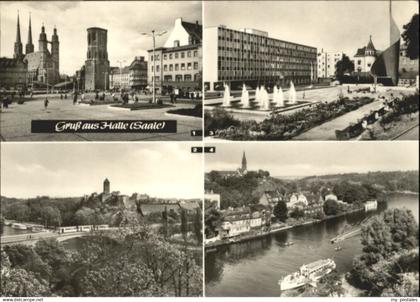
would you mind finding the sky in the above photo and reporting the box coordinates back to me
[1,143,203,199]
[205,142,419,178]
[0,1,202,75]
[204,1,418,57]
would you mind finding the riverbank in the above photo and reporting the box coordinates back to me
[205,207,365,250]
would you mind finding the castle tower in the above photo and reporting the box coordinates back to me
[84,27,110,91]
[25,13,34,54]
[14,13,23,59]
[51,26,60,82]
[241,151,247,171]
[103,178,110,194]
[38,24,48,53]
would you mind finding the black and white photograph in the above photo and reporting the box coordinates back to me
[203,1,419,141]
[1,0,419,301]
[0,143,203,297]
[204,142,419,297]
[0,1,203,141]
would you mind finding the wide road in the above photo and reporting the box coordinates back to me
[0,95,201,141]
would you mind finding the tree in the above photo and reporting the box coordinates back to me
[74,207,95,225]
[335,54,354,81]
[41,206,62,227]
[204,208,223,239]
[289,207,305,219]
[361,208,418,257]
[348,209,419,296]
[0,214,4,235]
[193,208,202,244]
[79,256,161,297]
[273,201,288,222]
[180,209,188,242]
[323,199,339,216]
[402,14,419,60]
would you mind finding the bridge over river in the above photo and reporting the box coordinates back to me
[0,223,165,246]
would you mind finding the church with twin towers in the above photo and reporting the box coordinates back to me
[12,12,60,87]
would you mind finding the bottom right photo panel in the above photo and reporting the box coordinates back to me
[204,142,419,298]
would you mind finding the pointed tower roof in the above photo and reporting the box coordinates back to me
[16,12,21,43]
[27,13,32,44]
[241,151,247,170]
[366,35,376,52]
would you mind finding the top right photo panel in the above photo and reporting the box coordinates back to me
[203,0,419,141]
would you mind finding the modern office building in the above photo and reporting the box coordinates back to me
[147,18,202,95]
[317,49,343,79]
[204,25,317,91]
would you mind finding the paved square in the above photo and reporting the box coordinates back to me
[0,95,202,141]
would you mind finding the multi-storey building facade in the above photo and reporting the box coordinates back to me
[129,56,148,90]
[317,50,343,79]
[148,18,202,95]
[109,66,130,90]
[204,26,317,91]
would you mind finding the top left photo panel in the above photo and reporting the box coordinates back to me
[0,1,203,141]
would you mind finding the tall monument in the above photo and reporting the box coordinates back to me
[84,27,110,91]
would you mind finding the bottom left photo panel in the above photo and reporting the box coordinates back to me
[0,142,204,297]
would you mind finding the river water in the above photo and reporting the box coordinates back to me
[205,193,418,297]
[2,225,33,236]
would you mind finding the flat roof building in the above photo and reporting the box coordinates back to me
[204,25,317,91]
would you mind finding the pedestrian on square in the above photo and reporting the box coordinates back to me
[73,93,78,105]
[44,98,49,109]
[60,94,63,100]
[65,93,67,99]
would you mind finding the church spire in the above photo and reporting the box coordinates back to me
[14,11,23,59]
[25,12,34,54]
[241,151,247,171]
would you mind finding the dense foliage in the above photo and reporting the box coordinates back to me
[402,14,419,60]
[347,208,419,296]
[273,201,288,222]
[1,222,203,297]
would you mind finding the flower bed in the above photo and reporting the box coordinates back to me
[206,96,375,140]
[111,103,174,111]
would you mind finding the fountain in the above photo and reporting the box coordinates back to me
[255,86,261,106]
[222,83,231,107]
[288,81,297,105]
[240,84,250,108]
[260,85,270,110]
[274,86,284,107]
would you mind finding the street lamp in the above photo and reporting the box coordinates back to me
[141,30,167,103]
[116,60,126,91]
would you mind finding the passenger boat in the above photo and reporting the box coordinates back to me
[278,258,336,291]
[11,223,28,230]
